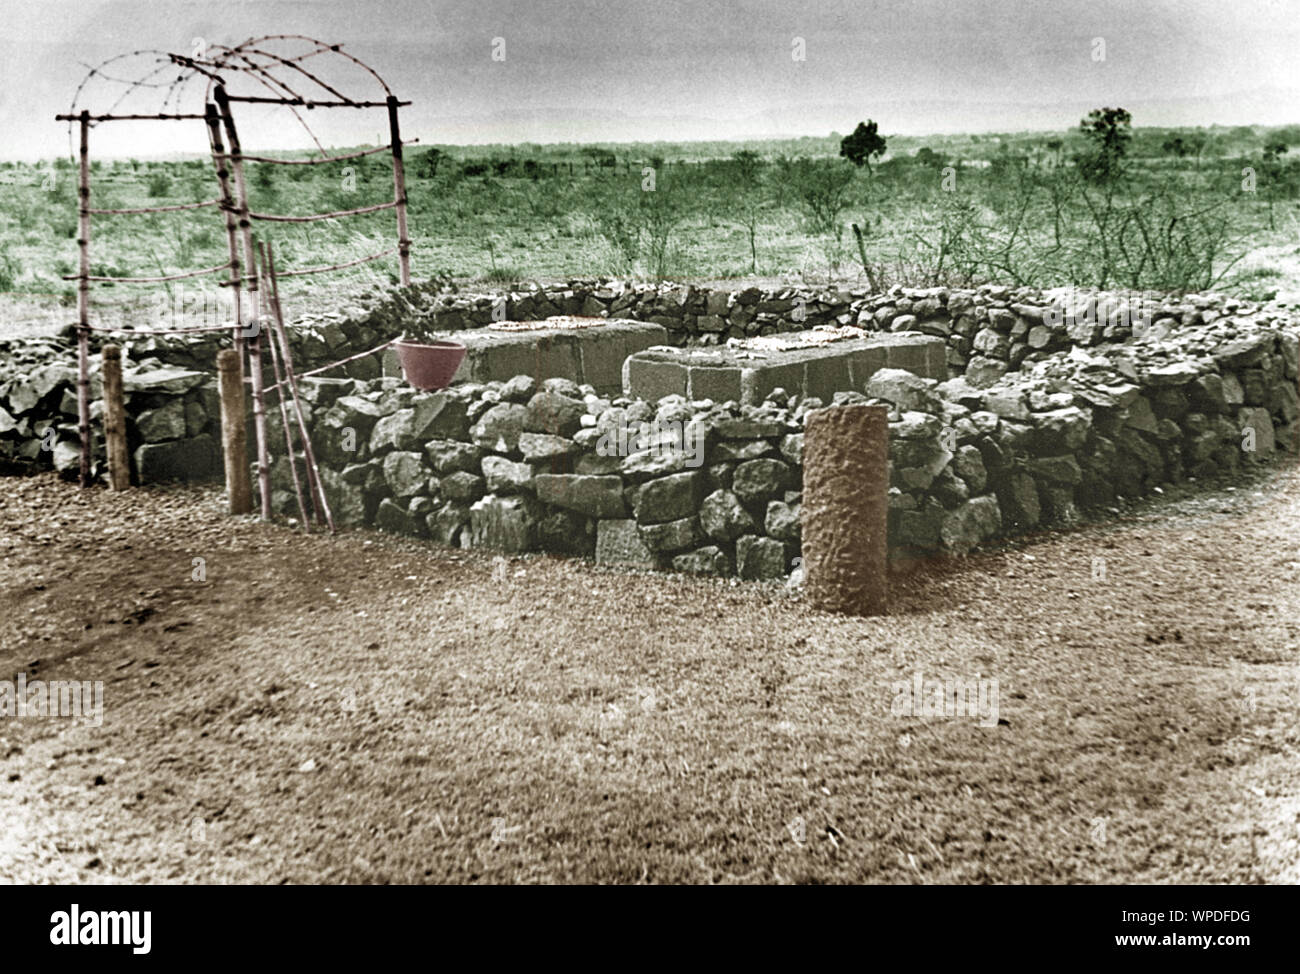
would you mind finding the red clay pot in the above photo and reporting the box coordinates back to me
[394,339,467,391]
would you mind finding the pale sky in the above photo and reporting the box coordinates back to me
[1,0,1298,159]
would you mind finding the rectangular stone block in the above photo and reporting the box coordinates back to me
[925,338,949,379]
[534,473,627,517]
[802,354,851,400]
[688,365,743,403]
[623,354,687,401]
[740,361,806,405]
[573,321,668,392]
[466,333,579,385]
[845,345,889,389]
[413,319,665,393]
[596,518,657,567]
[624,331,947,406]
[381,346,402,378]
[885,338,932,375]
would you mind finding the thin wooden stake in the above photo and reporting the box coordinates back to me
[101,344,129,490]
[261,280,311,531]
[264,242,334,533]
[217,349,253,515]
[386,94,411,286]
[246,315,272,518]
[76,110,91,488]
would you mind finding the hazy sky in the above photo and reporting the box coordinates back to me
[2,0,1298,158]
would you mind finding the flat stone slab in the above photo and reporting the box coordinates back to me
[623,330,947,405]
[407,318,668,394]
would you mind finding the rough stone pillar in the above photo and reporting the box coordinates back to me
[801,404,889,615]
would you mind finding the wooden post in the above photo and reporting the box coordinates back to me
[801,405,889,615]
[217,349,253,515]
[386,94,411,286]
[76,110,91,488]
[101,344,128,490]
[204,101,245,357]
[215,84,271,519]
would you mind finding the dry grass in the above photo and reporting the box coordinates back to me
[1,462,1298,883]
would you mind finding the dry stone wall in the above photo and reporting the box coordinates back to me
[2,283,1296,580]
[282,310,1297,576]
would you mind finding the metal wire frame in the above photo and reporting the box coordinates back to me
[221,140,417,165]
[62,260,235,284]
[88,198,223,214]
[56,36,416,500]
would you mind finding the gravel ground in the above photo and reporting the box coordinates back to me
[1,462,1298,884]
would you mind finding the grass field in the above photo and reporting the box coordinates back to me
[1,122,1299,339]
[3,462,1299,883]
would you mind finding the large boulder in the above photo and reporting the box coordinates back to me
[672,546,733,576]
[1238,406,1275,458]
[382,451,427,497]
[864,368,942,413]
[736,535,786,580]
[467,494,538,553]
[996,469,1040,532]
[424,439,482,474]
[322,395,386,437]
[634,471,701,524]
[470,402,529,453]
[939,495,1001,554]
[595,519,657,567]
[318,467,367,527]
[732,458,790,505]
[135,399,187,442]
[426,501,471,546]
[376,497,420,536]
[533,473,626,517]
[638,516,700,553]
[699,489,756,542]
[524,390,586,437]
[537,508,595,556]
[518,432,577,463]
[482,455,534,493]
[368,398,468,453]
[764,500,800,543]
[134,434,218,483]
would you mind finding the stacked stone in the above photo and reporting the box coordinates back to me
[304,372,808,580]
[17,282,1298,389]
[0,345,221,482]
[2,286,1297,580]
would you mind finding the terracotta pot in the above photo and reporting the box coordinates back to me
[394,339,467,391]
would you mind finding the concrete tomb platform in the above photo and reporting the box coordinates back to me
[623,329,948,404]
[383,317,667,394]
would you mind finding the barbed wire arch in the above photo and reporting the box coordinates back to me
[54,36,417,513]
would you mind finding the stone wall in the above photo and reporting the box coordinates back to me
[275,314,1297,575]
[0,337,224,481]
[2,283,1297,580]
[77,280,1300,388]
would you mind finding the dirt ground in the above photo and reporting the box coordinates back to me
[1,461,1298,884]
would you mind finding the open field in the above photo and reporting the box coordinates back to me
[2,461,1298,884]
[2,123,1299,341]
